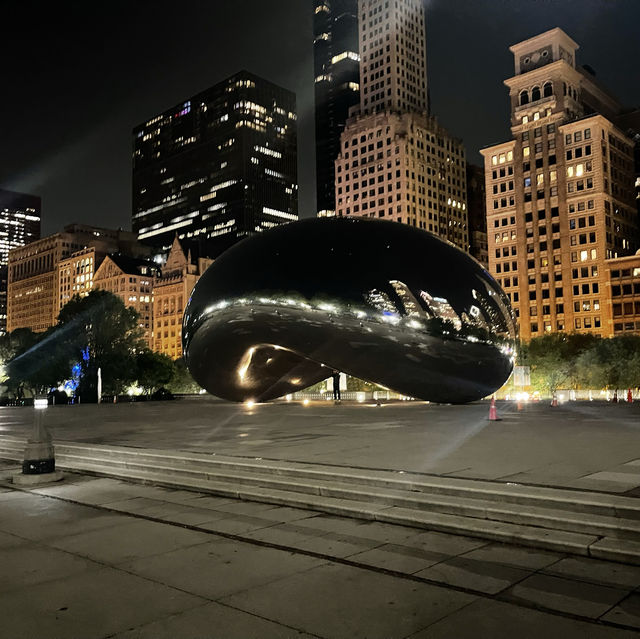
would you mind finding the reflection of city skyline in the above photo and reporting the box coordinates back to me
[365,280,503,335]
[419,290,462,331]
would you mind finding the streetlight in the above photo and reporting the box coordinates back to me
[13,396,63,486]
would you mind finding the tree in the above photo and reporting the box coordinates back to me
[0,328,39,365]
[3,326,70,398]
[135,350,175,395]
[167,358,202,394]
[575,335,640,390]
[57,290,146,401]
[523,333,600,393]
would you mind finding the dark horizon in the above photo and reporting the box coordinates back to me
[1,0,639,235]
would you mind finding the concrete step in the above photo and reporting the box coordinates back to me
[3,436,640,564]
[43,451,640,541]
[68,447,640,519]
[39,460,640,565]
[4,437,639,519]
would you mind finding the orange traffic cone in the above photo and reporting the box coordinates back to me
[517,399,523,411]
[551,392,558,407]
[489,396,500,421]
[627,389,633,403]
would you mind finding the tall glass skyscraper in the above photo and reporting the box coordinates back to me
[0,189,41,334]
[313,0,360,217]
[132,71,298,258]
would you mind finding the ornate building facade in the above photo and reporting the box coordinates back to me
[482,29,638,340]
[152,237,213,359]
[92,254,160,348]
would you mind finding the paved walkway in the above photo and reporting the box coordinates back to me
[1,462,639,638]
[1,398,640,494]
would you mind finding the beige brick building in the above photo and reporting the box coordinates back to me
[92,255,159,348]
[7,225,151,334]
[334,0,468,250]
[482,28,638,340]
[605,253,640,335]
[153,237,213,359]
[57,230,145,315]
[8,226,112,333]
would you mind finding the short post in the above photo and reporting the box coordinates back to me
[13,397,63,485]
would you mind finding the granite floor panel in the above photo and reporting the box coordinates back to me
[506,573,630,619]
[414,555,532,595]
[0,565,205,639]
[50,518,212,565]
[219,562,477,639]
[602,593,640,629]
[120,537,327,600]
[109,601,319,639]
[408,598,639,638]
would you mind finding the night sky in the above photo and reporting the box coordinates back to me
[1,0,639,235]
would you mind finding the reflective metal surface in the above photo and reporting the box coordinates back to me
[184,218,516,403]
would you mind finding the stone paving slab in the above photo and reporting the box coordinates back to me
[0,565,205,639]
[347,543,451,574]
[110,602,318,639]
[506,573,629,619]
[0,544,102,593]
[3,475,640,636]
[219,562,477,639]
[121,537,327,601]
[542,556,640,590]
[410,598,640,638]
[456,542,561,571]
[414,555,532,595]
[50,519,212,565]
[602,593,640,630]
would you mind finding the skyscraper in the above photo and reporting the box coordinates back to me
[358,0,428,116]
[334,0,468,250]
[313,0,360,217]
[0,189,41,334]
[132,71,298,258]
[481,28,639,340]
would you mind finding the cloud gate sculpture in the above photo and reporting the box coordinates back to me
[183,218,516,403]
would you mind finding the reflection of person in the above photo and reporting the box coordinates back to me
[332,370,341,401]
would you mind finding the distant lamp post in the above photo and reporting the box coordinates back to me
[13,396,63,486]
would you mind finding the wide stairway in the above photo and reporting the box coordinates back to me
[1,435,639,564]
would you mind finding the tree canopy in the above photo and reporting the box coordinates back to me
[57,290,146,401]
[519,333,640,393]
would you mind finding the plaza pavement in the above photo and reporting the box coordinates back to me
[1,397,640,494]
[1,460,640,638]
